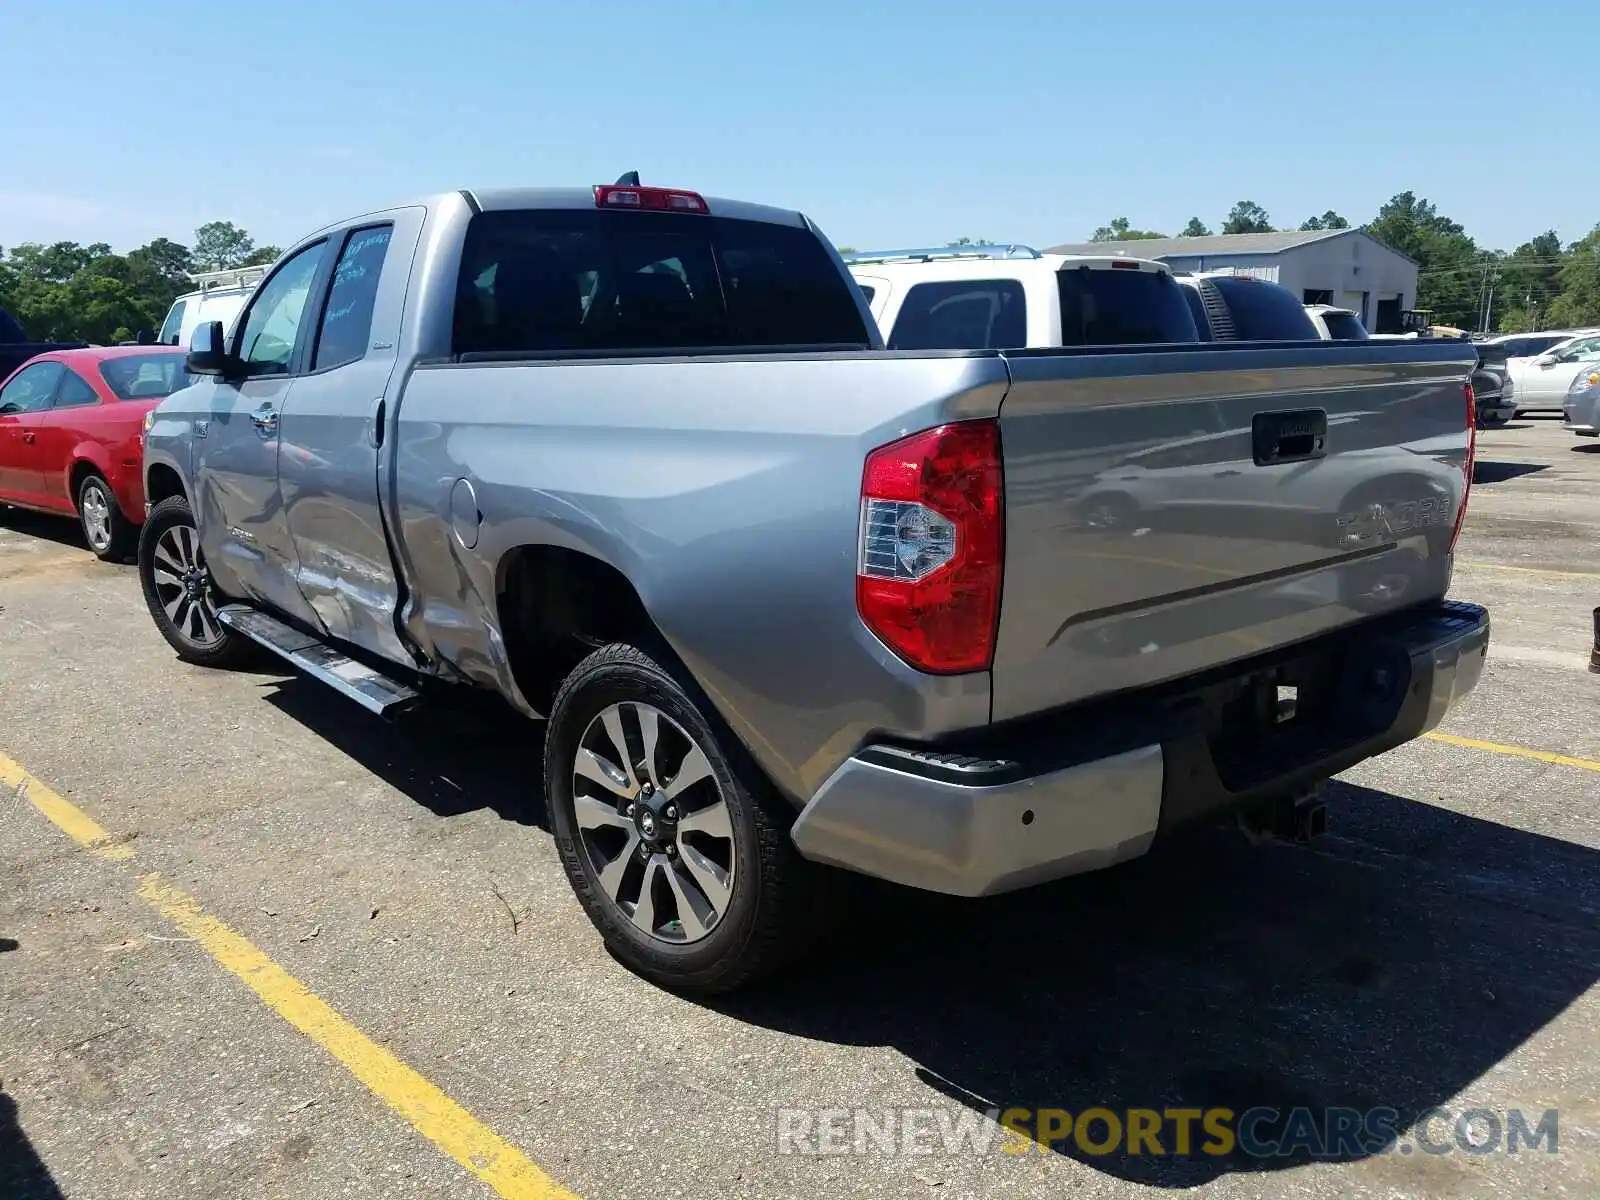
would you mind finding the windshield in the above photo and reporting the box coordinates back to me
[1320,310,1368,340]
[97,354,195,400]
[1057,267,1198,346]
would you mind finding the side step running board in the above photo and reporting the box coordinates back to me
[216,604,421,718]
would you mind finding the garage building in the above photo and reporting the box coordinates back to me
[1044,228,1420,334]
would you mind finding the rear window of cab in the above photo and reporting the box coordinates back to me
[1057,266,1199,346]
[452,209,871,356]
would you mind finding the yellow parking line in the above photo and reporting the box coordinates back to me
[137,875,578,1200]
[5,750,579,1200]
[1457,561,1600,580]
[2,751,135,861]
[1424,731,1600,774]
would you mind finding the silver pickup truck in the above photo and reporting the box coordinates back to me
[138,180,1490,994]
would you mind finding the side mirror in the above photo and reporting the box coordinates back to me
[134,328,155,345]
[186,321,234,377]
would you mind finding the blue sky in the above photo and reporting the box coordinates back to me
[2,1,1593,256]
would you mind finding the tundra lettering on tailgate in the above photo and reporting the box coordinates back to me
[1335,494,1454,544]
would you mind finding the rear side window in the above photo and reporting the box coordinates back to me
[314,225,393,370]
[159,299,186,346]
[54,369,99,408]
[1320,311,1369,340]
[453,209,870,356]
[888,279,1025,350]
[1205,277,1319,341]
[1057,268,1198,346]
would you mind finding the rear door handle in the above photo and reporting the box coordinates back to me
[250,405,279,436]
[20,431,35,444]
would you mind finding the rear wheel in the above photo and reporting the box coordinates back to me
[137,494,254,668]
[545,642,827,995]
[77,472,137,562]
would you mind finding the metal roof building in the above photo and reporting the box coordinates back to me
[1045,228,1420,333]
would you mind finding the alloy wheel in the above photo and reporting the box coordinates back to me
[149,523,224,646]
[81,482,113,551]
[571,701,735,945]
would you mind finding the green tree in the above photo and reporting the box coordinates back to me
[1545,225,1600,328]
[1179,218,1211,237]
[1365,191,1483,329]
[127,236,192,284]
[192,220,257,271]
[1495,230,1565,328]
[1493,305,1535,333]
[1221,201,1273,234]
[241,245,282,267]
[1300,211,1350,231]
[0,223,266,343]
[1089,216,1165,241]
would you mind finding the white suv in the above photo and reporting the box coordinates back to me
[845,244,1198,349]
[156,266,269,348]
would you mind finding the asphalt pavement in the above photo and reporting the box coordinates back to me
[1,418,1597,1200]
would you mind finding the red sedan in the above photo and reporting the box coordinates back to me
[0,346,194,560]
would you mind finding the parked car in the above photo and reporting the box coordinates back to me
[1174,272,1321,341]
[1563,364,1600,438]
[1493,329,1600,414]
[0,303,88,381]
[1303,303,1370,340]
[0,346,194,558]
[1480,329,1594,361]
[845,244,1200,348]
[155,266,268,348]
[139,180,1488,995]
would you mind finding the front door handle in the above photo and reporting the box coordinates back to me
[251,405,279,437]
[20,431,35,444]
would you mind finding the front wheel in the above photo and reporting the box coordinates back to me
[137,494,254,668]
[545,642,827,995]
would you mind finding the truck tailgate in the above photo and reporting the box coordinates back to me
[990,342,1476,722]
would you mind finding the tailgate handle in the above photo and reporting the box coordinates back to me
[1252,408,1327,466]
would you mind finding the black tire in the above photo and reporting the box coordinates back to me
[545,642,827,995]
[1477,412,1508,429]
[137,494,255,668]
[76,472,137,561]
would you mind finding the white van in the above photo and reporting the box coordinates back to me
[156,266,269,348]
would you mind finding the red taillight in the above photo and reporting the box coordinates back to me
[1109,260,1142,269]
[856,420,1004,674]
[1450,380,1476,553]
[593,185,708,213]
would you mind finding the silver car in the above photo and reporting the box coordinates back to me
[1564,365,1600,437]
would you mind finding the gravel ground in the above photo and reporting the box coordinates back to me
[1,417,1597,1200]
